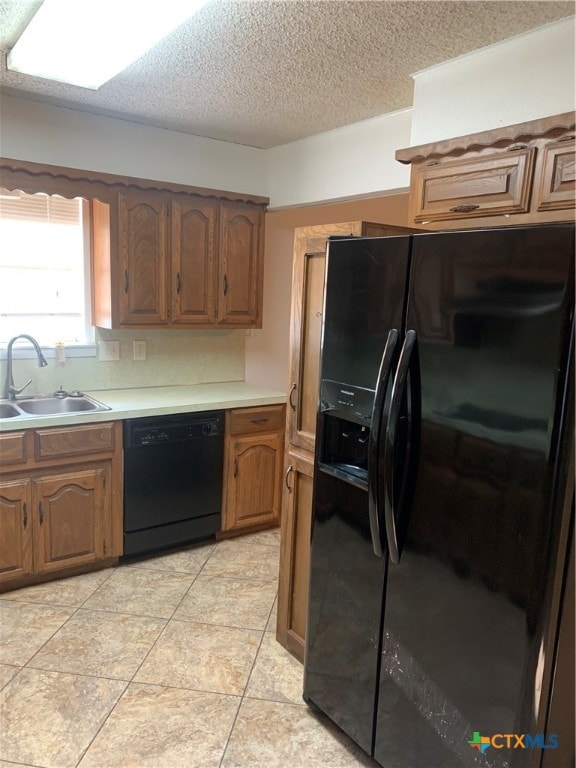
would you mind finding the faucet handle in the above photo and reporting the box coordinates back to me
[10,379,32,397]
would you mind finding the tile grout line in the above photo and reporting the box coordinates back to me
[2,534,283,768]
[70,549,216,768]
[218,577,279,768]
[218,626,268,768]
[7,567,117,672]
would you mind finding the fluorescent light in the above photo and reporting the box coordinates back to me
[7,0,211,90]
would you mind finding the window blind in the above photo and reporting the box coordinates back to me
[0,189,81,224]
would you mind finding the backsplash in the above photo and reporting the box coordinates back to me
[0,328,245,395]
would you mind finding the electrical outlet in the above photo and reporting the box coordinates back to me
[99,340,120,361]
[133,340,146,361]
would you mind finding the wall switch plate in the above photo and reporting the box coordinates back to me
[133,340,146,361]
[99,340,120,361]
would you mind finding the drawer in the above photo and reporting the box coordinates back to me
[34,422,115,460]
[228,405,285,435]
[0,431,29,467]
[411,147,536,223]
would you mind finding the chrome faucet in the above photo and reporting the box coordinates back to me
[3,334,48,400]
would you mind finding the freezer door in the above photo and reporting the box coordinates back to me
[304,235,411,753]
[374,224,575,768]
[320,236,411,390]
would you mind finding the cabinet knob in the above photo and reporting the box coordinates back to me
[285,465,294,493]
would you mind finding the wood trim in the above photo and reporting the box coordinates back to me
[395,112,576,164]
[0,157,270,205]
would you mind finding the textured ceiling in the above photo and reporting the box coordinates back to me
[0,0,574,148]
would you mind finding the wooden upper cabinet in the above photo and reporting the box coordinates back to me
[396,112,576,229]
[92,190,266,330]
[536,137,576,212]
[217,202,264,327]
[118,192,169,325]
[411,147,536,223]
[171,197,218,324]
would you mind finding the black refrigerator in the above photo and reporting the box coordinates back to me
[303,224,574,768]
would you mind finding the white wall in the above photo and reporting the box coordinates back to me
[266,109,412,208]
[410,17,575,146]
[0,94,268,196]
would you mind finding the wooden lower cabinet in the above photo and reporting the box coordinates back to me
[33,467,108,574]
[276,449,314,662]
[0,478,34,585]
[0,422,122,590]
[221,406,285,534]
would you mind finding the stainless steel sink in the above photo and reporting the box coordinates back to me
[0,403,21,419]
[0,393,111,419]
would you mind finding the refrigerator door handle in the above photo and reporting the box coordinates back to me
[383,329,418,565]
[368,328,399,557]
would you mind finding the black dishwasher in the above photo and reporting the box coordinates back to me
[123,411,224,558]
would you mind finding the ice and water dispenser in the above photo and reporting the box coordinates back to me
[316,379,375,489]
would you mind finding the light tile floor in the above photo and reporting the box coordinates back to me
[0,528,375,768]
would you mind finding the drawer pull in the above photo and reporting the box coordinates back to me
[250,418,269,424]
[557,134,575,142]
[124,270,129,293]
[39,501,44,525]
[289,384,297,411]
[176,272,181,294]
[234,458,239,478]
[223,274,228,296]
[285,465,294,493]
[507,144,528,152]
[23,503,28,529]
[449,204,480,213]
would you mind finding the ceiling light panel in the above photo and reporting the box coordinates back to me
[7,0,211,89]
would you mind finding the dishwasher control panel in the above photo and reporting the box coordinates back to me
[124,411,224,448]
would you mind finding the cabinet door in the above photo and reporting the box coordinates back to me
[536,139,576,211]
[410,147,536,223]
[118,192,169,324]
[224,432,283,530]
[276,449,314,662]
[171,198,218,324]
[287,239,326,454]
[33,467,108,573]
[217,202,264,326]
[0,478,34,585]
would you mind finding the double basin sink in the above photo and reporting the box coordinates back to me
[0,392,111,420]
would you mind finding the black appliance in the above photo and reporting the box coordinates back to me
[123,411,224,557]
[303,224,574,767]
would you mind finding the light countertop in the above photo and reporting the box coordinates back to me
[0,382,287,432]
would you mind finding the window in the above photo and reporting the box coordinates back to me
[0,188,93,347]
